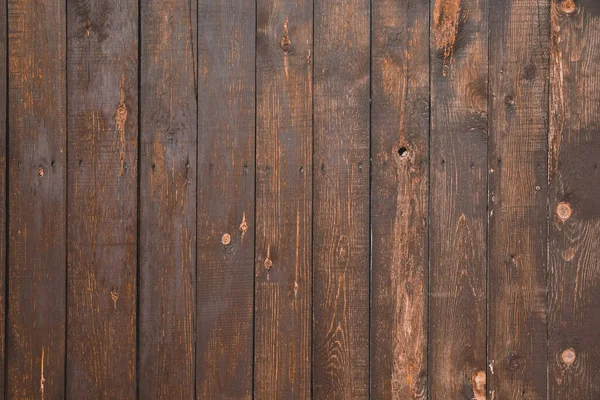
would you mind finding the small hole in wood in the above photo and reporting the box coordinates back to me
[398,147,408,158]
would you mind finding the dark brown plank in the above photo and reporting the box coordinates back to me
[312,0,370,397]
[254,0,312,398]
[7,0,67,397]
[196,1,255,398]
[488,0,550,398]
[139,0,197,398]
[0,1,6,395]
[371,0,429,398]
[429,0,488,398]
[66,1,138,397]
[549,1,600,398]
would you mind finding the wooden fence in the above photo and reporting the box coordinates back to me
[0,0,598,398]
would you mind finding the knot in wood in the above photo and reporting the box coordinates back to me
[561,348,576,365]
[471,370,486,400]
[556,202,572,221]
[37,167,44,177]
[264,258,273,270]
[561,0,576,14]
[221,233,231,245]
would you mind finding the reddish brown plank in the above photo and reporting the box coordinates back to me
[66,0,138,397]
[371,0,429,398]
[312,0,370,397]
[429,0,488,398]
[549,0,600,398]
[254,1,313,398]
[139,0,197,398]
[488,0,550,398]
[196,1,255,398]
[0,1,6,395]
[7,0,67,397]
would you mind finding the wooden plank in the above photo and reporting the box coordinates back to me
[66,1,138,397]
[254,1,312,398]
[488,0,550,398]
[196,1,255,398]
[139,0,197,398]
[0,1,6,395]
[429,0,488,398]
[7,0,67,397]
[549,0,600,398]
[370,0,429,398]
[312,0,370,397]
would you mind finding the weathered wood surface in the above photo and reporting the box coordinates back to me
[254,0,312,398]
[313,0,371,398]
[196,1,255,398]
[371,0,429,398]
[1,1,599,399]
[549,0,600,398]
[66,1,138,397]
[429,0,488,398]
[7,0,67,398]
[140,0,197,398]
[488,0,550,398]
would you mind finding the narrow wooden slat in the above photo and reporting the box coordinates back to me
[371,0,429,398]
[0,1,6,395]
[139,0,197,398]
[66,1,138,397]
[7,0,67,397]
[549,0,600,397]
[429,0,488,397]
[254,0,312,398]
[488,0,550,398]
[312,0,370,397]
[196,1,255,398]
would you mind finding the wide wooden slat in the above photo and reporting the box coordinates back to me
[196,1,255,398]
[312,0,370,397]
[66,1,138,397]
[429,0,488,397]
[139,0,197,398]
[371,0,429,398]
[7,0,67,397]
[549,0,600,398]
[254,0,312,398]
[488,0,550,398]
[0,1,6,395]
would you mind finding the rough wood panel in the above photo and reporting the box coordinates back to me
[139,0,197,398]
[66,0,138,397]
[312,0,370,397]
[371,0,429,398]
[254,0,312,398]
[549,0,600,398]
[488,0,550,398]
[7,0,67,397]
[196,1,255,398]
[429,0,488,398]
[0,1,6,395]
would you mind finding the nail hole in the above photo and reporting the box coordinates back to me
[50,161,55,168]
[299,166,304,174]
[243,165,248,173]
[79,160,83,166]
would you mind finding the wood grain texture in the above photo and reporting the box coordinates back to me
[371,0,429,398]
[7,0,67,397]
[0,1,6,395]
[66,0,138,397]
[139,0,197,398]
[312,0,370,397]
[196,1,255,398]
[549,0,600,398]
[488,0,550,398]
[429,0,488,398]
[254,0,312,398]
